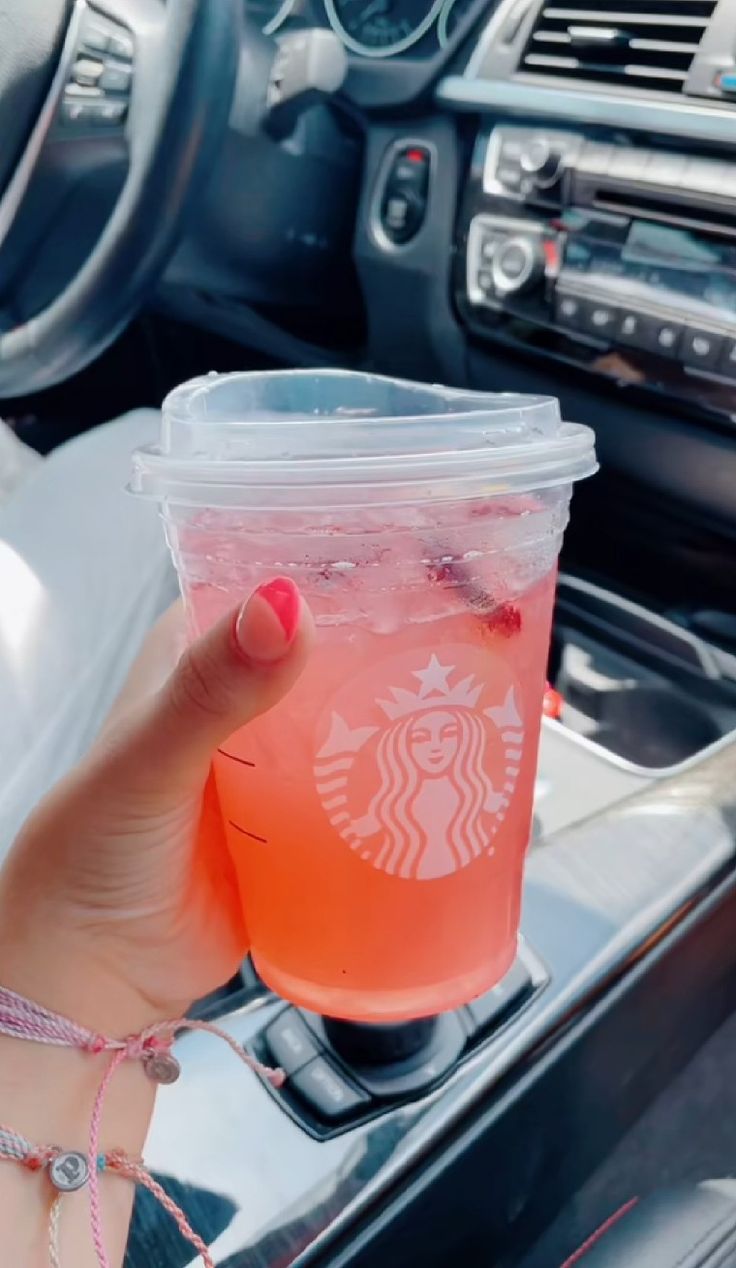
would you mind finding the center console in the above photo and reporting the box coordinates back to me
[456,124,736,424]
[143,732,736,1267]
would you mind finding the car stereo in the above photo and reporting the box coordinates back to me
[457,126,736,418]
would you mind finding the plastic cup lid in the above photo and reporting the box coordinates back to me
[130,370,597,508]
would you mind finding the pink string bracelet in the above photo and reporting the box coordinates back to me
[0,985,284,1268]
[0,1122,217,1268]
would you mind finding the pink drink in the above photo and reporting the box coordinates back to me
[132,371,596,1019]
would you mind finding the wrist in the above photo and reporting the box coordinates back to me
[0,903,190,1038]
[0,944,187,1038]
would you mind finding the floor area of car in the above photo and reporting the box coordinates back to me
[519,1008,736,1266]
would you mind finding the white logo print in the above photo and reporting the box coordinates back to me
[314,650,525,880]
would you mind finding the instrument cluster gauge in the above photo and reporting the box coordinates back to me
[438,0,477,47]
[247,0,299,36]
[324,0,444,58]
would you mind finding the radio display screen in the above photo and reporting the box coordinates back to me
[562,214,736,319]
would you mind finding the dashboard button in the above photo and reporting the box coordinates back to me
[496,161,523,192]
[100,61,133,93]
[683,159,730,196]
[290,1057,369,1122]
[652,320,682,358]
[392,151,429,190]
[72,57,104,87]
[81,24,111,54]
[380,145,430,245]
[266,1010,320,1075]
[498,132,524,161]
[63,83,102,99]
[491,235,545,296]
[577,141,614,176]
[681,327,724,369]
[88,100,127,125]
[520,136,563,188]
[717,338,736,379]
[382,193,417,241]
[608,148,651,183]
[61,99,117,126]
[632,315,683,358]
[646,153,687,187]
[61,99,90,125]
[555,292,585,329]
[107,31,135,61]
[496,240,528,281]
[580,298,618,340]
[617,309,648,345]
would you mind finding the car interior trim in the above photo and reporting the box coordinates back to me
[0,0,87,250]
[436,76,736,149]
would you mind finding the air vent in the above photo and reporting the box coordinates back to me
[520,0,717,93]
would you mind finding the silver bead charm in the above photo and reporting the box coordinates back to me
[143,1050,181,1085]
[49,1150,90,1192]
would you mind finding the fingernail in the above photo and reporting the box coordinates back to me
[234,577,301,663]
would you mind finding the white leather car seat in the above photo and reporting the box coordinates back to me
[0,410,176,855]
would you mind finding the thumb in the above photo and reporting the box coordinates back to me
[103,577,313,797]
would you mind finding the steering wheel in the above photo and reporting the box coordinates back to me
[0,0,240,397]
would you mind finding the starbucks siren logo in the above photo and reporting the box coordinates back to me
[314,651,525,880]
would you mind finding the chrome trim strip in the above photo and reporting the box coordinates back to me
[543,7,709,24]
[0,0,87,250]
[466,0,527,77]
[542,713,736,780]
[436,76,736,147]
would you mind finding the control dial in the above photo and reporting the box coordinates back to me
[491,235,545,297]
[520,136,563,188]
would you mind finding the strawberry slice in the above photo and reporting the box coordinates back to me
[425,554,522,635]
[543,682,564,719]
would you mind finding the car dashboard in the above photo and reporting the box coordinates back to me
[236,0,502,107]
[164,0,736,503]
[246,0,469,58]
[442,0,736,432]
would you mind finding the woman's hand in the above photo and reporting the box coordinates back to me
[0,577,313,1036]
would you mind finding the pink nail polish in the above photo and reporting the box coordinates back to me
[235,577,301,663]
[256,577,301,643]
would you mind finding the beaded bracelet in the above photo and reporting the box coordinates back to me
[0,986,283,1268]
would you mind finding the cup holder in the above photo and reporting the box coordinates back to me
[548,578,736,772]
[593,685,721,768]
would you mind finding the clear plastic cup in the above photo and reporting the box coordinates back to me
[131,371,596,1021]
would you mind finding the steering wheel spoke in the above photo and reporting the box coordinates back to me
[0,0,242,395]
[55,2,138,135]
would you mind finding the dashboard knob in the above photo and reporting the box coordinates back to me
[491,235,546,297]
[520,136,563,187]
[323,1016,437,1066]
